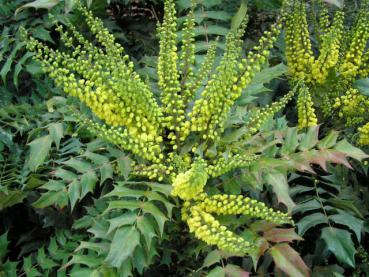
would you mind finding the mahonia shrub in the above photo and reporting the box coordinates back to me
[19,0,367,275]
[284,0,369,143]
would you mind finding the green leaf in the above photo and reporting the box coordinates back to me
[27,135,53,171]
[23,256,42,277]
[80,171,98,198]
[0,190,27,211]
[317,131,339,149]
[202,250,221,268]
[293,199,321,214]
[53,168,77,182]
[136,216,157,250]
[68,180,81,210]
[117,155,132,180]
[36,248,58,270]
[327,198,364,219]
[334,140,368,162]
[105,227,140,268]
[65,254,103,268]
[105,200,140,213]
[15,0,60,15]
[32,26,54,44]
[269,243,309,277]
[231,0,248,31]
[48,122,63,149]
[251,63,288,85]
[265,171,295,212]
[33,190,67,208]
[299,125,319,151]
[0,232,9,261]
[206,266,226,277]
[280,127,298,156]
[354,78,369,96]
[63,158,92,173]
[107,212,137,234]
[100,163,113,184]
[0,43,25,85]
[321,227,356,267]
[141,202,167,236]
[296,213,328,236]
[329,212,363,241]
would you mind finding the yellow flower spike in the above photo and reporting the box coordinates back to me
[171,159,208,200]
[358,122,369,145]
[297,85,318,129]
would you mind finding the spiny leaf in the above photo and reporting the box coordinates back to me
[296,213,328,236]
[105,227,140,268]
[27,135,53,171]
[265,171,295,212]
[321,227,356,267]
[269,243,309,277]
[15,0,60,15]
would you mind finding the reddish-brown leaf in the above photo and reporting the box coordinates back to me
[269,243,310,277]
[263,228,303,243]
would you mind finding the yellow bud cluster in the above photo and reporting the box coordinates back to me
[311,11,344,84]
[242,89,295,138]
[358,51,369,78]
[358,122,369,145]
[132,163,170,182]
[339,10,369,79]
[187,206,257,254]
[297,85,318,129]
[79,117,162,163]
[76,2,124,58]
[285,3,314,82]
[171,159,208,200]
[317,1,330,37]
[24,18,164,160]
[158,0,183,143]
[179,0,196,82]
[185,19,281,142]
[333,88,369,127]
[182,41,217,105]
[197,194,293,225]
[207,154,259,178]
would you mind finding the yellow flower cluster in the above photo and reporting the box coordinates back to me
[23,4,165,162]
[79,117,163,163]
[207,154,259,178]
[339,10,369,79]
[311,11,344,84]
[187,206,257,254]
[183,193,292,254]
[243,89,295,139]
[179,0,196,84]
[297,85,318,129]
[358,51,369,78]
[285,3,314,82]
[182,41,217,105]
[157,0,183,144]
[358,122,369,146]
[197,194,293,224]
[284,1,369,132]
[23,0,297,256]
[132,163,170,181]
[171,159,208,200]
[333,88,369,127]
[182,19,282,142]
